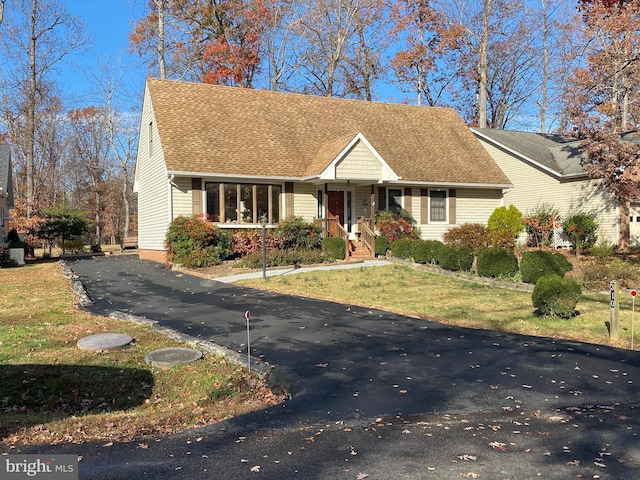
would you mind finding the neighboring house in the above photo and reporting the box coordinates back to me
[0,145,14,243]
[472,128,639,247]
[134,78,512,263]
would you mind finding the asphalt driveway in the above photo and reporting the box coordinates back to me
[8,255,640,479]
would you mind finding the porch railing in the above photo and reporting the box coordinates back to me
[358,217,375,257]
[313,217,350,260]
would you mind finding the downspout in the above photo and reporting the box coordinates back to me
[168,174,175,229]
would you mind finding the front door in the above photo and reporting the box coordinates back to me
[327,191,344,237]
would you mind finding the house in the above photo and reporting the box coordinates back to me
[472,128,640,247]
[134,78,512,263]
[0,145,13,243]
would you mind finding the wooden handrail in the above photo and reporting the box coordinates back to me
[335,222,350,260]
[358,218,375,257]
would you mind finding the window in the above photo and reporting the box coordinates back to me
[205,183,220,222]
[429,190,447,222]
[317,189,324,218]
[205,182,281,224]
[388,188,402,215]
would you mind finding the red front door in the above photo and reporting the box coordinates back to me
[327,191,344,237]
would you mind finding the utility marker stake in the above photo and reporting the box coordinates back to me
[631,290,637,350]
[245,310,251,372]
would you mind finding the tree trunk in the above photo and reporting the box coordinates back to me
[27,0,38,217]
[155,0,166,79]
[478,0,490,128]
[540,0,548,133]
[619,200,630,251]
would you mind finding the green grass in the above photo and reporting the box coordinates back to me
[0,262,282,446]
[238,264,639,350]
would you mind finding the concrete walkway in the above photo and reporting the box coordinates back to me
[211,259,390,283]
[6,255,640,480]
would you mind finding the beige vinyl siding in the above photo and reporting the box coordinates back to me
[456,188,502,224]
[479,140,619,244]
[335,141,382,180]
[354,186,374,219]
[135,86,171,251]
[414,187,502,241]
[293,183,316,222]
[172,177,193,217]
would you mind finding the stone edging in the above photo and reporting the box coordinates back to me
[59,260,274,379]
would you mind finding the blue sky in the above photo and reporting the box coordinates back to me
[53,0,147,110]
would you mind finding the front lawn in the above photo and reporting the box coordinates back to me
[238,263,639,350]
[0,262,282,446]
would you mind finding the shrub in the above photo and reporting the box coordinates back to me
[562,212,599,253]
[438,244,473,271]
[590,238,614,259]
[0,242,11,267]
[487,229,517,250]
[477,247,519,278]
[412,239,443,264]
[374,235,389,256]
[165,215,231,268]
[520,250,573,284]
[276,216,322,250]
[237,248,326,268]
[443,223,488,254]
[391,238,414,259]
[375,210,420,245]
[532,274,581,318]
[487,205,524,238]
[322,237,347,260]
[524,203,560,247]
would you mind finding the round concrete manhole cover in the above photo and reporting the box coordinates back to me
[77,333,133,351]
[144,348,203,368]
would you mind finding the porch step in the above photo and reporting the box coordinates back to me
[349,241,373,259]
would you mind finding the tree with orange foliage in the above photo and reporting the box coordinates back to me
[390,0,465,107]
[563,0,640,249]
[130,0,270,87]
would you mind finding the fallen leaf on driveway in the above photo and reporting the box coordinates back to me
[316,363,328,368]
[489,442,507,451]
[250,465,261,472]
[356,473,369,479]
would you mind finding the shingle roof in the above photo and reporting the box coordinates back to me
[147,78,511,186]
[0,144,13,207]
[473,129,586,177]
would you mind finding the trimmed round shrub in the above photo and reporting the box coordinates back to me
[520,250,573,284]
[322,237,346,260]
[532,274,581,318]
[477,247,519,278]
[438,244,473,271]
[391,238,414,259]
[375,235,389,256]
[487,204,524,238]
[412,239,443,264]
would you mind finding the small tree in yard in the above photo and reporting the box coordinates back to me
[35,207,89,256]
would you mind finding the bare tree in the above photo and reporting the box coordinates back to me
[295,0,363,97]
[2,0,87,216]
